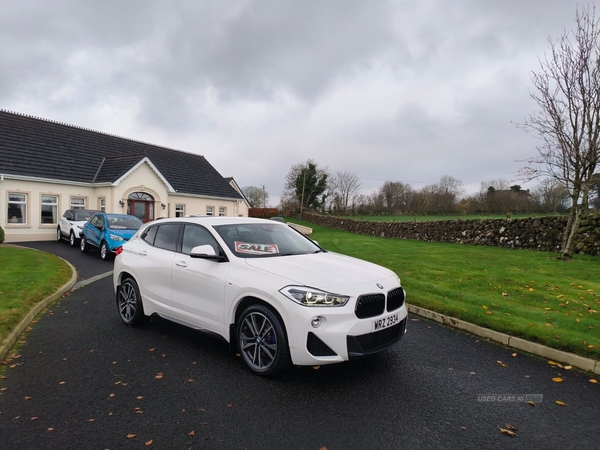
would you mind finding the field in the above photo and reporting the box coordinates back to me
[339,213,564,222]
[290,218,600,360]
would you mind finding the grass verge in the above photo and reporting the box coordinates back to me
[291,219,600,360]
[0,246,72,345]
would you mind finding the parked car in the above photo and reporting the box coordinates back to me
[113,216,408,376]
[80,213,143,260]
[57,209,100,246]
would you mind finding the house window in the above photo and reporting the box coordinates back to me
[7,193,27,224]
[99,198,106,212]
[219,206,226,216]
[175,204,185,217]
[71,197,86,210]
[206,206,214,216]
[41,195,58,224]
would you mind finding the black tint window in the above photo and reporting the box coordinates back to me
[142,226,158,245]
[182,225,219,254]
[154,224,180,251]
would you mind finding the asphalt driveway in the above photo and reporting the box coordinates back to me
[1,242,599,449]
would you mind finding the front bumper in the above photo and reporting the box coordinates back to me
[282,282,408,366]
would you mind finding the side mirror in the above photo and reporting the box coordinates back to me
[190,245,225,261]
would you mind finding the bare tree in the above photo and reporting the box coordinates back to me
[531,178,569,213]
[242,186,269,208]
[329,170,361,213]
[519,5,600,259]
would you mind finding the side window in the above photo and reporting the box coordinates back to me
[154,224,181,251]
[181,224,219,255]
[90,215,99,227]
[142,226,158,245]
[97,216,105,229]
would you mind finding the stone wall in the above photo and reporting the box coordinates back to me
[295,213,600,256]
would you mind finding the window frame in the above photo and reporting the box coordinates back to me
[70,196,87,210]
[175,204,185,218]
[218,206,226,217]
[206,206,214,216]
[40,194,59,226]
[7,192,28,226]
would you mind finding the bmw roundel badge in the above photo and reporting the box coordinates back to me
[376,283,384,289]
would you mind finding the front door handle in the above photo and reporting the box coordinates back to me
[175,261,188,268]
[137,250,148,256]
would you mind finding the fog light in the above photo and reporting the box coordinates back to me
[311,316,322,328]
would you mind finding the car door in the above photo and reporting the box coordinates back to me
[170,223,230,335]
[88,214,105,247]
[59,210,73,236]
[131,223,179,311]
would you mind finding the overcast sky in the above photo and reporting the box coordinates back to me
[0,0,587,206]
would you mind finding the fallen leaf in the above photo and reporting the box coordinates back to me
[527,401,536,406]
[155,373,163,379]
[126,433,137,439]
[486,311,492,315]
[31,417,38,421]
[188,379,194,382]
[461,426,466,430]
[502,291,508,297]
[189,430,195,436]
[109,393,115,398]
[149,348,155,352]
[545,323,552,327]
[548,361,557,366]
[313,366,321,370]
[136,396,143,399]
[146,440,153,446]
[59,381,66,385]
[511,353,517,358]
[589,379,598,384]
[564,366,572,370]
[227,403,233,408]
[555,400,568,406]
[482,305,488,309]
[470,372,476,375]
[505,423,517,431]
[497,360,508,368]
[552,377,564,383]
[47,428,54,431]
[498,426,516,437]
[88,419,95,422]
[24,396,31,401]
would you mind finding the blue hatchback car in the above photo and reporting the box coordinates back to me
[80,213,143,260]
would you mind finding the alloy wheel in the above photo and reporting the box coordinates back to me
[239,312,278,371]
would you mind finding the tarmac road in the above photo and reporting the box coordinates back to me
[0,244,599,449]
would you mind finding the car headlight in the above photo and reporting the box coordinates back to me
[109,234,124,241]
[280,286,350,307]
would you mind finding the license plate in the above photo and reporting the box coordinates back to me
[372,313,399,332]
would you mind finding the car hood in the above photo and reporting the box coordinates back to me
[107,229,138,239]
[244,252,396,289]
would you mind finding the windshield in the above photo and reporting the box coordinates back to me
[75,211,96,221]
[106,215,143,230]
[214,223,321,258]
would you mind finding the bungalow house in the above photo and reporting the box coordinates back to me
[0,109,249,242]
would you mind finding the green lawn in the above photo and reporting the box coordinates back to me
[0,247,72,344]
[291,219,600,360]
[340,213,563,222]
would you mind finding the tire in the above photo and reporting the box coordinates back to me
[100,241,112,261]
[237,304,291,376]
[69,231,77,247]
[117,278,145,326]
[80,236,90,253]
[56,227,62,242]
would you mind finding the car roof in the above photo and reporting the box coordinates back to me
[154,216,281,226]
